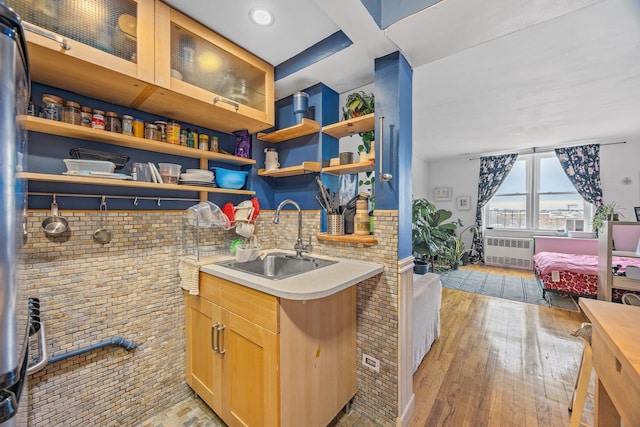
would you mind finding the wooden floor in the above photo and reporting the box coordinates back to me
[409,287,588,427]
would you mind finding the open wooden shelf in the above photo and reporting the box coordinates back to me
[19,115,256,165]
[321,113,374,139]
[257,162,321,178]
[19,172,255,195]
[316,233,378,245]
[322,161,375,176]
[256,118,320,143]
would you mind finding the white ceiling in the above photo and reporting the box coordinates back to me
[165,0,640,160]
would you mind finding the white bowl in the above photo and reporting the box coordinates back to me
[626,265,640,280]
[64,159,115,173]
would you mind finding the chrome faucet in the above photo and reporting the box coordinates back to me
[274,199,312,258]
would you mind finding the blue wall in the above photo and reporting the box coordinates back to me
[374,52,413,258]
[252,83,339,213]
[361,0,444,29]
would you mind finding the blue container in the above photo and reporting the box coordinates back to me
[293,91,309,123]
[212,167,248,190]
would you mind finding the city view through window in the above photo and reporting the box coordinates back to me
[485,155,590,231]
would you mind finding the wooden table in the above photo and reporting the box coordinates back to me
[579,298,640,426]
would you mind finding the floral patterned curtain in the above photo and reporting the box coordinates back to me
[554,144,603,208]
[470,154,519,263]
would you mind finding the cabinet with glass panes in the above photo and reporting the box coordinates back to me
[6,0,275,134]
[6,0,155,106]
[137,1,274,134]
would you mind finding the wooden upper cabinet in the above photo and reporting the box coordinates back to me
[139,1,275,134]
[7,0,156,106]
[8,0,274,134]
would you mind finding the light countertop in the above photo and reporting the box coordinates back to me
[200,249,384,300]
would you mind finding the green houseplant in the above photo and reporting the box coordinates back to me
[592,202,624,234]
[343,91,375,153]
[439,226,477,269]
[412,198,462,272]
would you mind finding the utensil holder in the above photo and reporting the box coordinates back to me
[327,214,344,235]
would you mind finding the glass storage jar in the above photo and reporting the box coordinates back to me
[144,123,158,140]
[42,94,63,121]
[154,121,167,142]
[91,109,105,130]
[166,120,180,144]
[80,106,92,127]
[132,118,144,138]
[63,101,81,125]
[105,112,121,133]
[122,115,133,136]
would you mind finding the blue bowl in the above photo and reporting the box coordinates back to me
[212,167,248,190]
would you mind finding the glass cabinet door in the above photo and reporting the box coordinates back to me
[6,0,154,105]
[150,2,274,134]
[170,25,268,114]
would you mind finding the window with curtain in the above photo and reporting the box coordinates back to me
[484,153,593,231]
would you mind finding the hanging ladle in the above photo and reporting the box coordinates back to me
[93,196,112,244]
[42,194,69,237]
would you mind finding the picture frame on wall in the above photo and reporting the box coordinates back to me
[457,196,471,211]
[434,187,452,201]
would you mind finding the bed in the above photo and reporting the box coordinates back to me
[532,251,640,300]
[413,273,441,373]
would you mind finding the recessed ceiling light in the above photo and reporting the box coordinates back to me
[249,8,274,26]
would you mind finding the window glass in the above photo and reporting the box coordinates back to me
[484,154,591,231]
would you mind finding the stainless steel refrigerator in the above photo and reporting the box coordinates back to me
[0,4,45,426]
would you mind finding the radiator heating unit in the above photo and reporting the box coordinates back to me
[483,237,533,269]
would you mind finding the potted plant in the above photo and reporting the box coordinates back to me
[592,202,624,234]
[342,91,374,120]
[439,230,476,270]
[343,91,375,154]
[412,198,461,273]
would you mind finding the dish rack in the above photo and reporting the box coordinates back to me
[181,202,232,260]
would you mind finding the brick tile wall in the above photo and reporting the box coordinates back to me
[21,208,399,426]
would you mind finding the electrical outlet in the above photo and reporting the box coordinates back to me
[362,354,380,372]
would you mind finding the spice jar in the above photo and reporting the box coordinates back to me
[187,128,198,148]
[154,120,167,142]
[104,112,121,133]
[210,136,219,152]
[198,134,209,151]
[63,101,81,125]
[166,120,180,144]
[122,115,133,135]
[145,123,158,140]
[42,94,63,121]
[354,199,371,235]
[91,109,105,130]
[132,118,144,138]
[180,129,188,147]
[80,106,92,127]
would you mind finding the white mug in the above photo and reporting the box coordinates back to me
[265,161,280,171]
[236,222,255,238]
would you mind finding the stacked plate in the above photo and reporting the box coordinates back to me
[179,169,215,187]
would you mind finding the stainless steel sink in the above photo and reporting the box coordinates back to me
[216,252,337,280]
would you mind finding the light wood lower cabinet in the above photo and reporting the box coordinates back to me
[185,273,356,427]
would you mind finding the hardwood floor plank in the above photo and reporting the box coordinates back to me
[410,288,587,427]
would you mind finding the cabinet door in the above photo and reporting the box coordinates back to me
[6,0,155,106]
[220,309,279,427]
[185,294,223,413]
[147,1,274,134]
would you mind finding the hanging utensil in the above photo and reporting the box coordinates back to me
[93,196,112,244]
[42,194,69,237]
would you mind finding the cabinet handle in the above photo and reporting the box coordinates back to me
[22,22,71,51]
[217,324,226,355]
[378,116,392,182]
[211,322,219,352]
[213,96,239,112]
